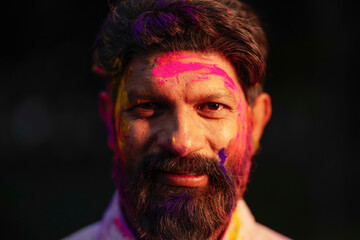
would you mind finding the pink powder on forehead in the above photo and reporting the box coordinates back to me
[153,52,242,100]
[154,79,167,85]
[152,60,237,87]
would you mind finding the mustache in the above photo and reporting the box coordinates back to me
[128,151,232,188]
[141,152,222,175]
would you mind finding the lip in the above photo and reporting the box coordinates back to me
[157,172,208,187]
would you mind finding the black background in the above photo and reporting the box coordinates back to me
[1,0,359,239]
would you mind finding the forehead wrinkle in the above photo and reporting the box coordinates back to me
[128,66,153,82]
[127,89,152,101]
[126,89,172,104]
[152,61,234,80]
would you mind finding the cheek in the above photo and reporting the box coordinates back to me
[235,110,249,150]
[114,77,131,153]
[116,119,152,171]
[220,77,249,162]
[222,110,249,166]
[205,118,235,149]
[115,116,131,153]
[206,119,239,165]
[123,120,151,151]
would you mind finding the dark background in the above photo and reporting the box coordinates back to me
[1,0,359,239]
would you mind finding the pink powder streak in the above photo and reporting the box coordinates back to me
[154,79,167,85]
[152,61,237,90]
[93,65,104,75]
[113,216,133,238]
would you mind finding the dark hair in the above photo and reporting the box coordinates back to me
[93,0,268,104]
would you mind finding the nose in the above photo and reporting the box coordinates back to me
[157,108,204,157]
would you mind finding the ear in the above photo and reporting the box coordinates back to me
[250,93,272,145]
[98,91,116,150]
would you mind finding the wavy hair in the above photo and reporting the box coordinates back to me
[93,0,268,104]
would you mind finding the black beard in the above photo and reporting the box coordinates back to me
[121,152,238,240]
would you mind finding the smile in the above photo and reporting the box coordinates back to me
[157,172,209,188]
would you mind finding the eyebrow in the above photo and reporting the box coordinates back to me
[188,92,237,104]
[127,89,169,104]
[127,90,237,105]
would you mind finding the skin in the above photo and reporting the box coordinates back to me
[99,51,272,239]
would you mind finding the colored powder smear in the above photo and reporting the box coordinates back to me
[153,52,239,94]
[218,148,228,165]
[113,216,133,238]
[93,65,104,75]
[153,61,232,84]
[114,72,131,151]
[154,79,167,85]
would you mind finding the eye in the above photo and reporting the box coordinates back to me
[129,101,163,118]
[207,102,222,110]
[137,102,155,109]
[197,102,229,119]
[198,102,225,111]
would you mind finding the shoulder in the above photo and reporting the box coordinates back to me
[223,199,291,240]
[61,222,100,240]
[253,222,292,240]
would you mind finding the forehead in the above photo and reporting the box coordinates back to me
[125,51,244,98]
[129,51,236,76]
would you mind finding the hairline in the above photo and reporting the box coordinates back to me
[109,49,263,106]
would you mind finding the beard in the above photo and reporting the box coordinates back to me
[113,146,253,240]
[131,153,235,240]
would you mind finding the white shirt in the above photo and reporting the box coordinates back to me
[63,192,291,240]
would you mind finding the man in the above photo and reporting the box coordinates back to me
[65,0,290,239]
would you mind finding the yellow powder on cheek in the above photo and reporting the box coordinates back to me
[114,74,131,152]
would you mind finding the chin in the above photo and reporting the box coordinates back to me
[112,151,253,240]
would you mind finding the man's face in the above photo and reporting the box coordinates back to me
[111,51,254,240]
